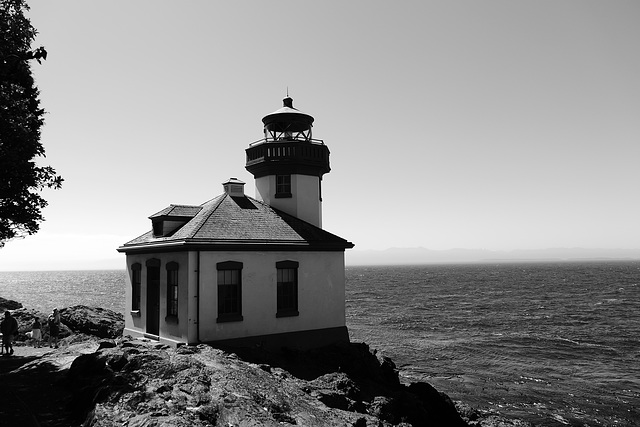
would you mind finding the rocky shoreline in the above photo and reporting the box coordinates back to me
[0,298,531,426]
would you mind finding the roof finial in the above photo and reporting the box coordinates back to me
[283,87,293,108]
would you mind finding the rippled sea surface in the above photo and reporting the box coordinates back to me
[1,261,639,426]
[0,270,127,315]
[346,261,640,426]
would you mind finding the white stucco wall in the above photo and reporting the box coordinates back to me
[254,174,322,227]
[123,251,194,346]
[197,250,345,342]
[123,249,346,346]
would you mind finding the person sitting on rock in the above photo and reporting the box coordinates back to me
[1,311,19,355]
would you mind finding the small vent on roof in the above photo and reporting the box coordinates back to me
[222,178,245,197]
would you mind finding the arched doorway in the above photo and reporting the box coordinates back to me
[146,258,161,336]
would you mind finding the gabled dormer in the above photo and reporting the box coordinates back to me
[149,205,202,238]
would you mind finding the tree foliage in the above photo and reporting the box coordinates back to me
[0,0,62,247]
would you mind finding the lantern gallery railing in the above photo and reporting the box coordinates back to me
[246,139,328,164]
[248,137,325,146]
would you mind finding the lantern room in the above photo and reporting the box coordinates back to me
[262,97,314,141]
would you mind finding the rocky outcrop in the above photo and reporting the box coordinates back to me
[8,304,124,343]
[11,307,73,341]
[0,296,23,311]
[64,339,468,426]
[4,305,123,342]
[222,342,470,427]
[60,305,124,339]
[1,299,531,426]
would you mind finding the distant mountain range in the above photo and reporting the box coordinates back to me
[345,247,640,266]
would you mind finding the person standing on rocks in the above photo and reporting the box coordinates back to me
[48,308,60,348]
[31,317,42,348]
[1,311,19,355]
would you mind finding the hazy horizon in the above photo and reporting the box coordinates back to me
[1,246,638,272]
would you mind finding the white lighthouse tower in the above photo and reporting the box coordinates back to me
[245,97,330,227]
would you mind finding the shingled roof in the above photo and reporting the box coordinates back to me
[118,193,354,253]
[148,205,202,219]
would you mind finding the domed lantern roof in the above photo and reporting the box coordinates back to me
[262,97,314,141]
[246,96,330,193]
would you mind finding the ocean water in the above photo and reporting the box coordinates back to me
[0,270,127,315]
[1,261,639,426]
[345,261,640,426]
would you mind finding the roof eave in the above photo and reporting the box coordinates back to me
[117,239,353,254]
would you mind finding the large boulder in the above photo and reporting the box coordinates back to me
[60,306,124,339]
[0,297,23,311]
[406,382,469,427]
[12,308,46,337]
[11,308,73,341]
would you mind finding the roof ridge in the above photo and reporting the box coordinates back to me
[267,203,354,245]
[190,193,228,238]
[170,203,201,208]
[199,194,225,207]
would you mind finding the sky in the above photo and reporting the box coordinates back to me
[1,0,639,271]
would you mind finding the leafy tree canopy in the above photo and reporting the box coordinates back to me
[1,0,62,247]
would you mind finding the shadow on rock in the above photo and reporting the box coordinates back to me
[0,354,76,427]
[217,341,469,427]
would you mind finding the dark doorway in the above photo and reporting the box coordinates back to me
[146,259,161,336]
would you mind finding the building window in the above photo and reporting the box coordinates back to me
[275,174,292,198]
[152,220,163,237]
[276,260,299,317]
[166,262,179,319]
[217,261,243,322]
[131,263,141,313]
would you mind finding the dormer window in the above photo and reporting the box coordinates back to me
[148,205,202,238]
[152,220,163,237]
[152,217,184,238]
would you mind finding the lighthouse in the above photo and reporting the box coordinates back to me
[118,95,352,349]
[245,97,330,228]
